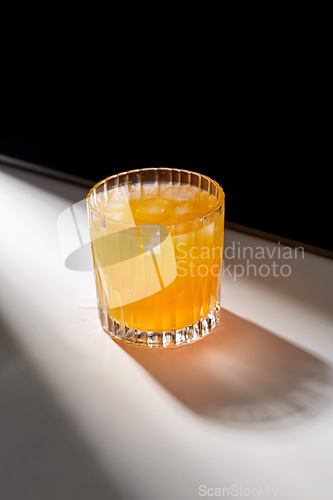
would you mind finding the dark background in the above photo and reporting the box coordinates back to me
[0,100,331,252]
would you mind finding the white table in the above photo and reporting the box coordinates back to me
[1,164,332,500]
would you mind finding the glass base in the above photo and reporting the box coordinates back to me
[98,303,220,348]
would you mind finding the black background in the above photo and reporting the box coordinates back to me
[0,92,331,252]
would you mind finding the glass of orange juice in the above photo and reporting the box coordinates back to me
[86,168,225,347]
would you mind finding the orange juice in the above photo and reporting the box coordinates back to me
[87,169,224,347]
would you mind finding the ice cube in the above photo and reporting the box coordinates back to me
[135,198,170,223]
[174,201,194,215]
[105,209,126,221]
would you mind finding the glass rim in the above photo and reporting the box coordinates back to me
[86,167,225,227]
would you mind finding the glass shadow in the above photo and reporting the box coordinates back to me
[115,308,333,428]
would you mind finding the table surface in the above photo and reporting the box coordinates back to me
[1,164,333,500]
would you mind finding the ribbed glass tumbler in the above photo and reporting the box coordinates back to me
[86,168,225,347]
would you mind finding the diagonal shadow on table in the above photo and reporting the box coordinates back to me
[0,313,121,500]
[115,308,333,428]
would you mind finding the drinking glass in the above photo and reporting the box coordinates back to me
[86,168,225,347]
